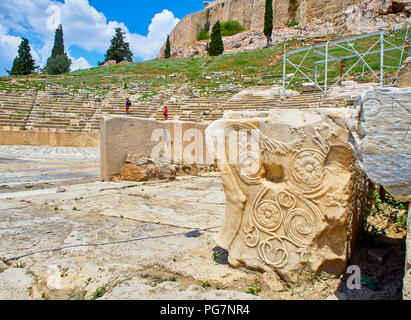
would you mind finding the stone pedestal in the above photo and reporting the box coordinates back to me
[206,109,367,282]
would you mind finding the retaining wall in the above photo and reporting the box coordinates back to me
[0,126,100,147]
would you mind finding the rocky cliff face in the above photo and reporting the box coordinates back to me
[159,0,410,59]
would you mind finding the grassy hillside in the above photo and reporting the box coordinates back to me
[0,28,408,96]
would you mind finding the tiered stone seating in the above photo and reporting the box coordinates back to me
[0,91,36,128]
[0,81,371,133]
[25,90,97,132]
[151,96,229,122]
[209,85,361,119]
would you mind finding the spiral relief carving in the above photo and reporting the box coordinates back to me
[223,122,341,271]
[258,236,289,269]
[210,111,362,276]
[284,209,316,247]
[238,149,261,185]
[277,191,296,209]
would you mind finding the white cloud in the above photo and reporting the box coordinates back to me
[0,35,21,61]
[127,10,180,60]
[70,56,92,71]
[0,0,180,73]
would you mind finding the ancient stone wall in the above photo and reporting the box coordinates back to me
[160,0,409,58]
[0,126,99,147]
[297,0,364,25]
[100,116,211,181]
[161,0,290,56]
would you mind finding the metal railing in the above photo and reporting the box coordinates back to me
[282,19,411,96]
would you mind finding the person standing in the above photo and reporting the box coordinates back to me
[125,98,132,114]
[340,59,345,76]
[163,106,168,120]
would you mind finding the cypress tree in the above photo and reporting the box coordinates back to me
[51,24,65,58]
[102,28,133,64]
[45,24,71,75]
[208,21,224,57]
[164,36,171,59]
[264,0,273,47]
[8,38,36,76]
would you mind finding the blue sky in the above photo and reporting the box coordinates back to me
[0,0,205,75]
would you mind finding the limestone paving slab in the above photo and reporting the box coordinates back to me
[0,177,263,300]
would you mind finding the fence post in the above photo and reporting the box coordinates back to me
[380,32,384,88]
[282,41,286,96]
[325,41,328,96]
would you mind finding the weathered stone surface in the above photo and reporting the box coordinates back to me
[206,109,366,281]
[121,164,148,181]
[0,268,34,300]
[397,57,411,88]
[102,60,116,66]
[101,280,261,300]
[349,87,411,201]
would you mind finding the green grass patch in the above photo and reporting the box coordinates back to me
[220,21,244,37]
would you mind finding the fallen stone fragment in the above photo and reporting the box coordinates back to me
[260,271,285,292]
[120,164,148,182]
[56,187,66,193]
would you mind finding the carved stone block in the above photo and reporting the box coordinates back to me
[349,87,411,201]
[206,109,367,281]
[349,87,411,300]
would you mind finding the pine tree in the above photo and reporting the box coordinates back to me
[8,38,36,75]
[264,0,273,47]
[102,28,133,64]
[164,36,171,59]
[45,25,71,75]
[51,24,65,58]
[208,21,224,57]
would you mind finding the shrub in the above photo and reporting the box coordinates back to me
[198,21,211,41]
[197,30,211,41]
[220,21,244,37]
[45,54,71,75]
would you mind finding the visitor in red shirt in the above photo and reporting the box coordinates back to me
[163,106,168,120]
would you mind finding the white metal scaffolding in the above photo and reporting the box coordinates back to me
[282,22,411,95]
